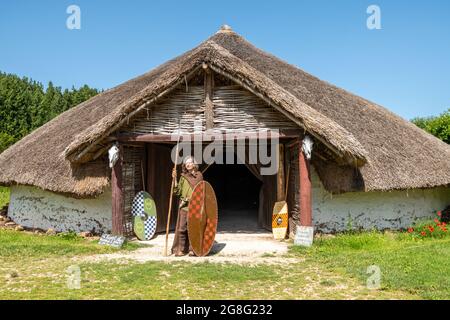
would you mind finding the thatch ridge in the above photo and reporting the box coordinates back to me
[0,28,449,196]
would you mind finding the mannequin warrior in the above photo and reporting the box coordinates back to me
[171,156,203,256]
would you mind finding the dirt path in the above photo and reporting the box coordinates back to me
[82,231,299,265]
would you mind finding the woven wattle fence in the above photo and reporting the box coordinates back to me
[213,85,298,132]
[121,86,205,135]
[122,145,145,236]
[121,85,297,136]
[287,143,300,239]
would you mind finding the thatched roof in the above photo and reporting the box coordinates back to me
[1,26,450,197]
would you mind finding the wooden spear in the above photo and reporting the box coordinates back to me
[164,129,182,256]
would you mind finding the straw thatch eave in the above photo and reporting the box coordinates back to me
[65,41,367,167]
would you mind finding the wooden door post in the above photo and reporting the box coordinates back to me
[299,139,312,226]
[111,144,124,235]
[203,64,214,130]
[277,143,285,201]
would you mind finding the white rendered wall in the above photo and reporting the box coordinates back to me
[7,173,450,234]
[8,185,112,233]
[312,168,450,233]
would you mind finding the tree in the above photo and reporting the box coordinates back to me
[0,71,100,153]
[412,109,450,144]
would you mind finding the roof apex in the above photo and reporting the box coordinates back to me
[216,24,234,34]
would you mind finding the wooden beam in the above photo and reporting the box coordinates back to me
[204,66,214,130]
[117,129,303,143]
[111,144,124,235]
[118,134,176,143]
[92,143,112,160]
[277,144,285,201]
[299,139,312,227]
[286,136,302,149]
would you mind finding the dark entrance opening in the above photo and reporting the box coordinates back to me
[203,163,263,232]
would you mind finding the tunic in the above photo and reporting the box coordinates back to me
[171,171,203,255]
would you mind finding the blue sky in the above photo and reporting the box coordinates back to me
[0,0,449,120]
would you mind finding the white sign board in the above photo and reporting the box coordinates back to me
[98,234,125,248]
[294,226,314,247]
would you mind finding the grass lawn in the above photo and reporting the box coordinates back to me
[0,227,434,300]
[0,229,139,259]
[290,229,450,300]
[0,186,9,207]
